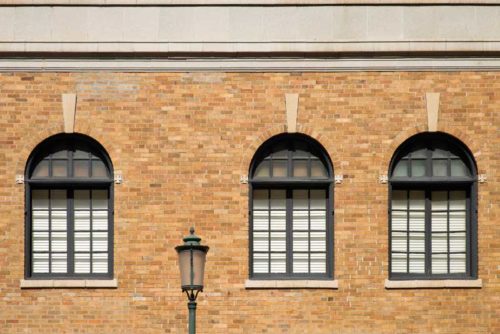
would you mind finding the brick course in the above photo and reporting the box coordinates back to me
[0,71,498,333]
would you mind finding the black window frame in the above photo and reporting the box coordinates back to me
[249,133,334,280]
[388,132,478,280]
[24,133,114,280]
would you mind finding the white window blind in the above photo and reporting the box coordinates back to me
[252,188,328,275]
[31,189,68,274]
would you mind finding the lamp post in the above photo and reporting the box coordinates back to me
[175,227,209,334]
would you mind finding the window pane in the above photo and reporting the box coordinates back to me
[293,253,309,273]
[409,232,425,252]
[253,190,268,210]
[450,233,466,252]
[75,232,90,252]
[74,190,90,209]
[32,253,49,273]
[32,160,49,177]
[253,232,269,252]
[391,211,407,231]
[270,232,286,251]
[310,211,326,230]
[393,160,408,177]
[32,210,49,231]
[75,211,91,230]
[32,232,49,252]
[32,190,49,209]
[410,159,426,177]
[270,190,286,209]
[92,160,108,178]
[92,253,108,274]
[432,191,448,211]
[432,159,448,177]
[311,160,327,178]
[449,191,466,210]
[391,190,407,210]
[293,190,308,209]
[51,232,67,252]
[51,253,67,273]
[74,253,90,273]
[92,232,108,252]
[51,211,67,230]
[293,210,308,230]
[270,253,286,273]
[432,254,448,274]
[270,210,286,230]
[391,253,407,273]
[293,149,308,158]
[450,159,469,176]
[293,160,308,177]
[310,253,326,273]
[450,254,466,273]
[293,232,308,252]
[52,150,68,159]
[409,211,425,231]
[253,253,269,274]
[432,148,449,158]
[409,191,424,210]
[52,160,68,177]
[74,160,89,177]
[449,211,466,231]
[409,254,425,273]
[310,190,326,209]
[253,211,268,230]
[73,150,89,159]
[431,234,447,253]
[51,190,67,209]
[310,232,326,251]
[391,232,407,252]
[272,149,288,158]
[431,212,447,232]
[93,211,108,230]
[254,161,270,178]
[92,190,108,209]
[411,149,427,158]
[272,160,287,177]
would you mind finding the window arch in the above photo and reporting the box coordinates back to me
[388,132,477,279]
[25,133,113,279]
[249,133,333,279]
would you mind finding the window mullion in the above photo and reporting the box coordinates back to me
[68,189,75,275]
[425,189,432,276]
[48,190,52,274]
[447,190,450,274]
[286,188,293,276]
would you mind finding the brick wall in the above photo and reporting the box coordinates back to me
[0,71,498,333]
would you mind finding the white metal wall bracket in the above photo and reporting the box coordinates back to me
[16,175,24,184]
[379,174,388,184]
[114,171,123,184]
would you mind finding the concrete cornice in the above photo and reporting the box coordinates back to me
[1,57,499,72]
[1,1,499,5]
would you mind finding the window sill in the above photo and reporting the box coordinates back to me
[20,279,118,289]
[245,279,338,289]
[385,279,482,289]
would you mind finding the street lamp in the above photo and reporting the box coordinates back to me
[175,227,209,334]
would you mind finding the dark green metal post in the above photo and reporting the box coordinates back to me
[188,300,197,334]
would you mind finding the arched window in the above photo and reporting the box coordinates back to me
[249,134,333,279]
[25,134,113,279]
[389,132,477,279]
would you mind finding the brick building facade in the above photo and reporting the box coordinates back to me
[0,2,499,334]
